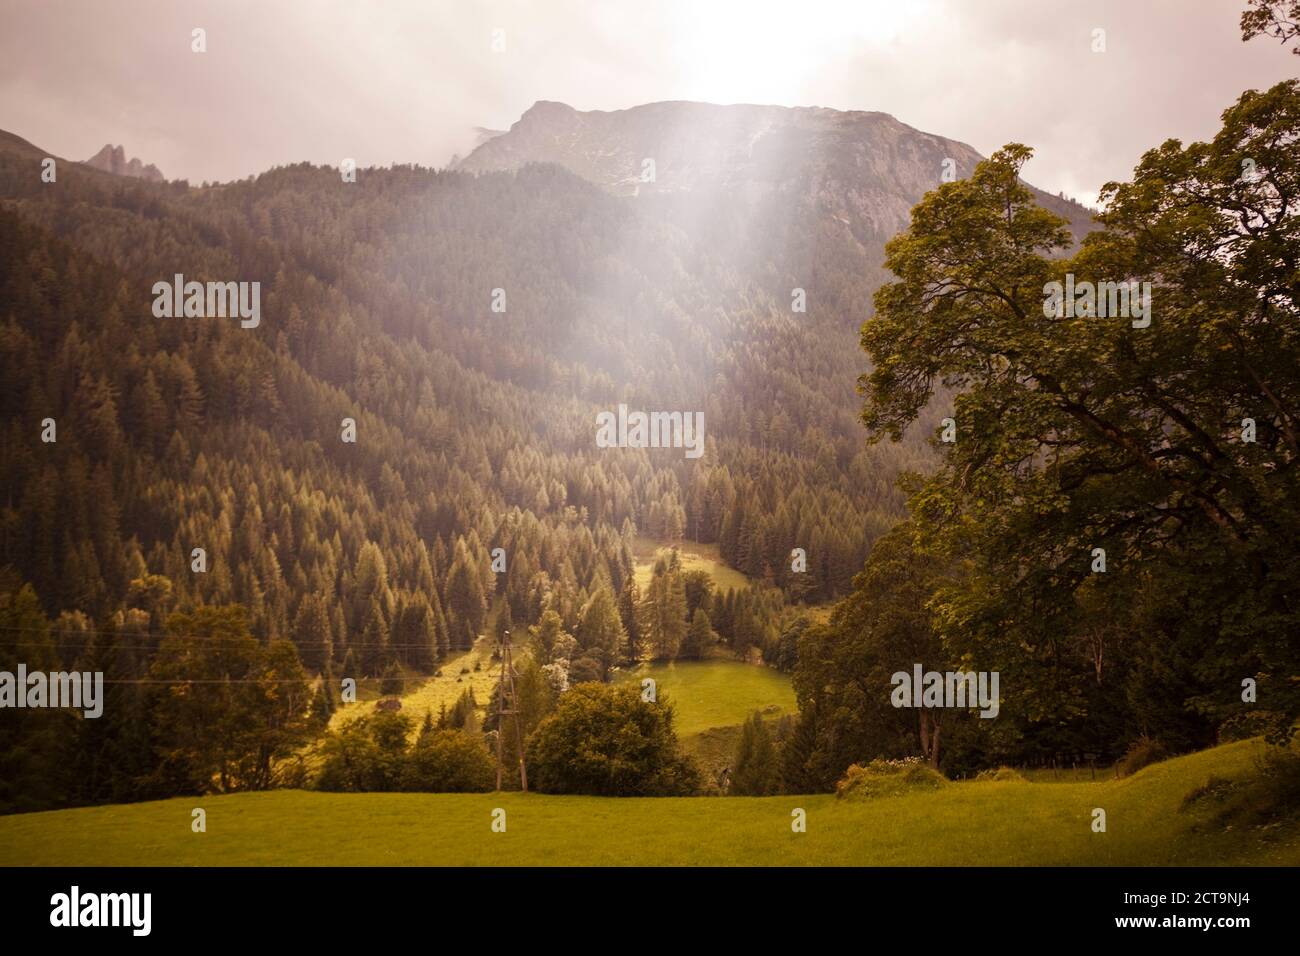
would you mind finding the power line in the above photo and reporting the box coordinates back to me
[0,637,454,651]
[0,622,454,647]
[0,624,471,651]
[4,676,492,685]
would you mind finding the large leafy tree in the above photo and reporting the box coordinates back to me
[791,524,957,781]
[860,82,1300,745]
[149,605,313,792]
[526,683,700,796]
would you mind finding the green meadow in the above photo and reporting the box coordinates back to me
[614,658,797,783]
[632,537,752,594]
[615,659,796,737]
[2,738,1294,866]
[326,637,502,734]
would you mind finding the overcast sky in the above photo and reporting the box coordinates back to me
[1,0,1296,204]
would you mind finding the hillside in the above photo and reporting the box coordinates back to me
[0,114,931,633]
[1,739,1292,866]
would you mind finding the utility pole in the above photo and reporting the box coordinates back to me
[494,629,528,792]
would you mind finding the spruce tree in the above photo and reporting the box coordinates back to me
[731,712,779,795]
[680,607,713,660]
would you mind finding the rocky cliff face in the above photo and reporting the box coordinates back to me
[83,144,164,182]
[458,100,1094,241]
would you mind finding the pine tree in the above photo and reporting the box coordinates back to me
[444,541,486,650]
[339,648,358,683]
[660,571,688,660]
[359,596,389,676]
[576,586,626,677]
[617,577,641,662]
[309,681,335,731]
[731,712,779,795]
[380,660,404,696]
[680,607,713,660]
[290,593,332,673]
[495,598,514,643]
[780,705,819,794]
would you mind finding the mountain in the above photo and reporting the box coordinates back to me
[0,101,1100,657]
[458,100,1095,238]
[0,110,923,652]
[458,100,1094,349]
[82,143,164,182]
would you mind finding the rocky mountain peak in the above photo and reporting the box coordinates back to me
[83,143,164,182]
[457,99,1095,239]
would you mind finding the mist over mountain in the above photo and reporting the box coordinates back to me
[459,99,1095,236]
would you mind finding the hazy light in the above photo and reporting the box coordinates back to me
[666,0,935,105]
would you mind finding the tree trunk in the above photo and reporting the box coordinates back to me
[918,711,942,768]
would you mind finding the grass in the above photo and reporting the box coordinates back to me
[632,537,752,594]
[1022,766,1118,783]
[614,659,796,737]
[680,724,745,783]
[327,636,505,736]
[2,738,1295,866]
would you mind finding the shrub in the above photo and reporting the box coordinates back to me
[401,729,494,792]
[568,655,604,685]
[976,766,1027,782]
[316,715,496,793]
[1217,711,1279,743]
[1118,736,1167,777]
[315,712,412,792]
[1180,775,1235,811]
[1183,749,1300,829]
[526,683,701,795]
[836,757,946,801]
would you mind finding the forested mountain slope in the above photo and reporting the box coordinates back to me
[0,100,1098,646]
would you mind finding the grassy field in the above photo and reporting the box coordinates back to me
[614,659,796,737]
[613,659,797,785]
[327,636,504,735]
[2,738,1294,866]
[632,537,752,593]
